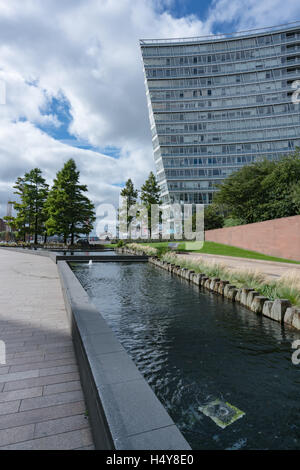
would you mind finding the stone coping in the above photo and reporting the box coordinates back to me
[57,260,191,450]
[0,247,148,263]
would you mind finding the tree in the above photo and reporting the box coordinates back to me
[214,150,300,224]
[24,169,49,244]
[119,178,138,237]
[292,182,300,212]
[214,158,275,224]
[203,204,224,230]
[45,159,95,244]
[5,176,27,242]
[140,172,161,238]
[191,203,224,231]
[5,169,49,243]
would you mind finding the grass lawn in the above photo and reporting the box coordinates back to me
[140,240,300,264]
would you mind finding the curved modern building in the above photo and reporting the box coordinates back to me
[140,22,300,206]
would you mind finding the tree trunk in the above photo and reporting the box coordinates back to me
[71,232,74,245]
[44,233,47,244]
[34,214,38,244]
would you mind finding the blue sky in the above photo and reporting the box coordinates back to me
[0,0,300,227]
[162,0,212,21]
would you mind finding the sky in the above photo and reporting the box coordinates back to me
[0,0,300,223]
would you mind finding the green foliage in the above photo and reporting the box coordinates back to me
[214,150,300,223]
[191,203,224,231]
[156,245,171,258]
[140,172,161,237]
[141,171,161,208]
[291,181,300,212]
[6,169,49,243]
[223,217,244,227]
[204,204,224,230]
[120,178,138,207]
[119,178,138,236]
[117,239,124,248]
[45,159,95,244]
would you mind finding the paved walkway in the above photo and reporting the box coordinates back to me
[181,252,300,280]
[0,249,94,450]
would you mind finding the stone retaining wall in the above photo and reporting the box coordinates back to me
[149,257,300,331]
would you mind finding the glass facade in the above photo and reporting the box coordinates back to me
[140,23,300,205]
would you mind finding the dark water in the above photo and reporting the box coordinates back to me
[72,262,300,450]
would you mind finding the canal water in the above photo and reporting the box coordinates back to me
[72,261,300,450]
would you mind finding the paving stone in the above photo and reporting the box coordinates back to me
[75,444,95,450]
[3,372,80,392]
[13,350,46,359]
[0,401,86,431]
[44,351,75,362]
[0,400,20,415]
[5,354,46,366]
[0,428,93,450]
[0,424,35,446]
[39,364,79,377]
[9,357,77,373]
[34,414,89,438]
[43,380,81,396]
[6,345,39,354]
[0,386,43,403]
[0,369,40,384]
[37,341,73,351]
[20,390,84,411]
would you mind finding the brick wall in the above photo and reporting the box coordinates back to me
[205,215,300,261]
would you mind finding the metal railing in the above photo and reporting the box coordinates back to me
[140,21,300,45]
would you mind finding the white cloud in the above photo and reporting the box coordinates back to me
[0,0,299,221]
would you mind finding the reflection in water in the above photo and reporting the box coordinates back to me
[72,262,300,450]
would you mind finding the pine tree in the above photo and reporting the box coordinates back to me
[25,169,49,244]
[6,169,49,243]
[45,159,95,244]
[119,178,138,237]
[140,171,161,238]
[5,176,27,242]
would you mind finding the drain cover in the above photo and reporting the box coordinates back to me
[199,399,245,429]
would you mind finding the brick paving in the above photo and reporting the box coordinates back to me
[0,249,94,450]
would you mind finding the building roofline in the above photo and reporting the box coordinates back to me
[139,20,300,45]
